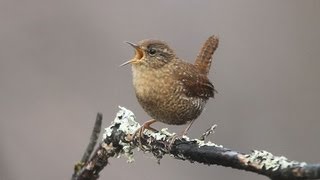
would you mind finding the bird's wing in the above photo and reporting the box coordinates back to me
[174,63,216,98]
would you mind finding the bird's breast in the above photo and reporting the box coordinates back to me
[131,65,206,125]
[132,65,173,100]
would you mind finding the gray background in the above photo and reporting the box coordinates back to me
[1,1,319,180]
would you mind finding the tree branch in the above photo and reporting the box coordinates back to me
[72,107,320,180]
[72,113,103,180]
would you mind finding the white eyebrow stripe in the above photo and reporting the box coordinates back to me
[162,48,169,53]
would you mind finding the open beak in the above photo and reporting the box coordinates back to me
[119,59,136,67]
[120,41,144,67]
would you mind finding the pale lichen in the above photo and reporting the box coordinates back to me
[198,140,223,148]
[145,128,176,141]
[102,106,221,163]
[102,106,140,163]
[243,150,307,171]
[187,136,222,148]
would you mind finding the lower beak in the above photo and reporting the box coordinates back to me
[120,59,136,67]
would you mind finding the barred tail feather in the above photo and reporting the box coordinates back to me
[194,35,219,75]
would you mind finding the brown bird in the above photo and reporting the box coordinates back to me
[121,35,219,139]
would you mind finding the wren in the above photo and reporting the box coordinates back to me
[121,35,219,137]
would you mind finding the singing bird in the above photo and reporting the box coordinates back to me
[121,35,219,139]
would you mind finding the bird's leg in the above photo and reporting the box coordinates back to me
[139,119,158,137]
[133,119,158,143]
[168,119,196,149]
[182,118,196,136]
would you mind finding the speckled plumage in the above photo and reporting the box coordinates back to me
[125,35,219,128]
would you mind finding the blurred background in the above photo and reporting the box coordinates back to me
[1,1,319,180]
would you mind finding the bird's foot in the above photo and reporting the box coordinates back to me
[167,134,179,150]
[132,119,158,148]
[166,120,195,150]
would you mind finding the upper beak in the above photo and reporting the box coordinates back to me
[120,41,143,67]
[125,41,139,49]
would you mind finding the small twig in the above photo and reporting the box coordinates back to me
[81,113,103,163]
[199,124,217,141]
[72,113,103,180]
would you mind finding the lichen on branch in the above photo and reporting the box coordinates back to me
[72,107,320,180]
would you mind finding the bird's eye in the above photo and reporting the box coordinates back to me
[148,48,157,56]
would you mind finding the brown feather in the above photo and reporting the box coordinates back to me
[194,35,219,75]
[173,61,215,98]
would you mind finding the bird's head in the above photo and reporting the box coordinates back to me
[121,39,175,69]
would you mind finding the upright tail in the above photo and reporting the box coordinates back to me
[194,35,219,75]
